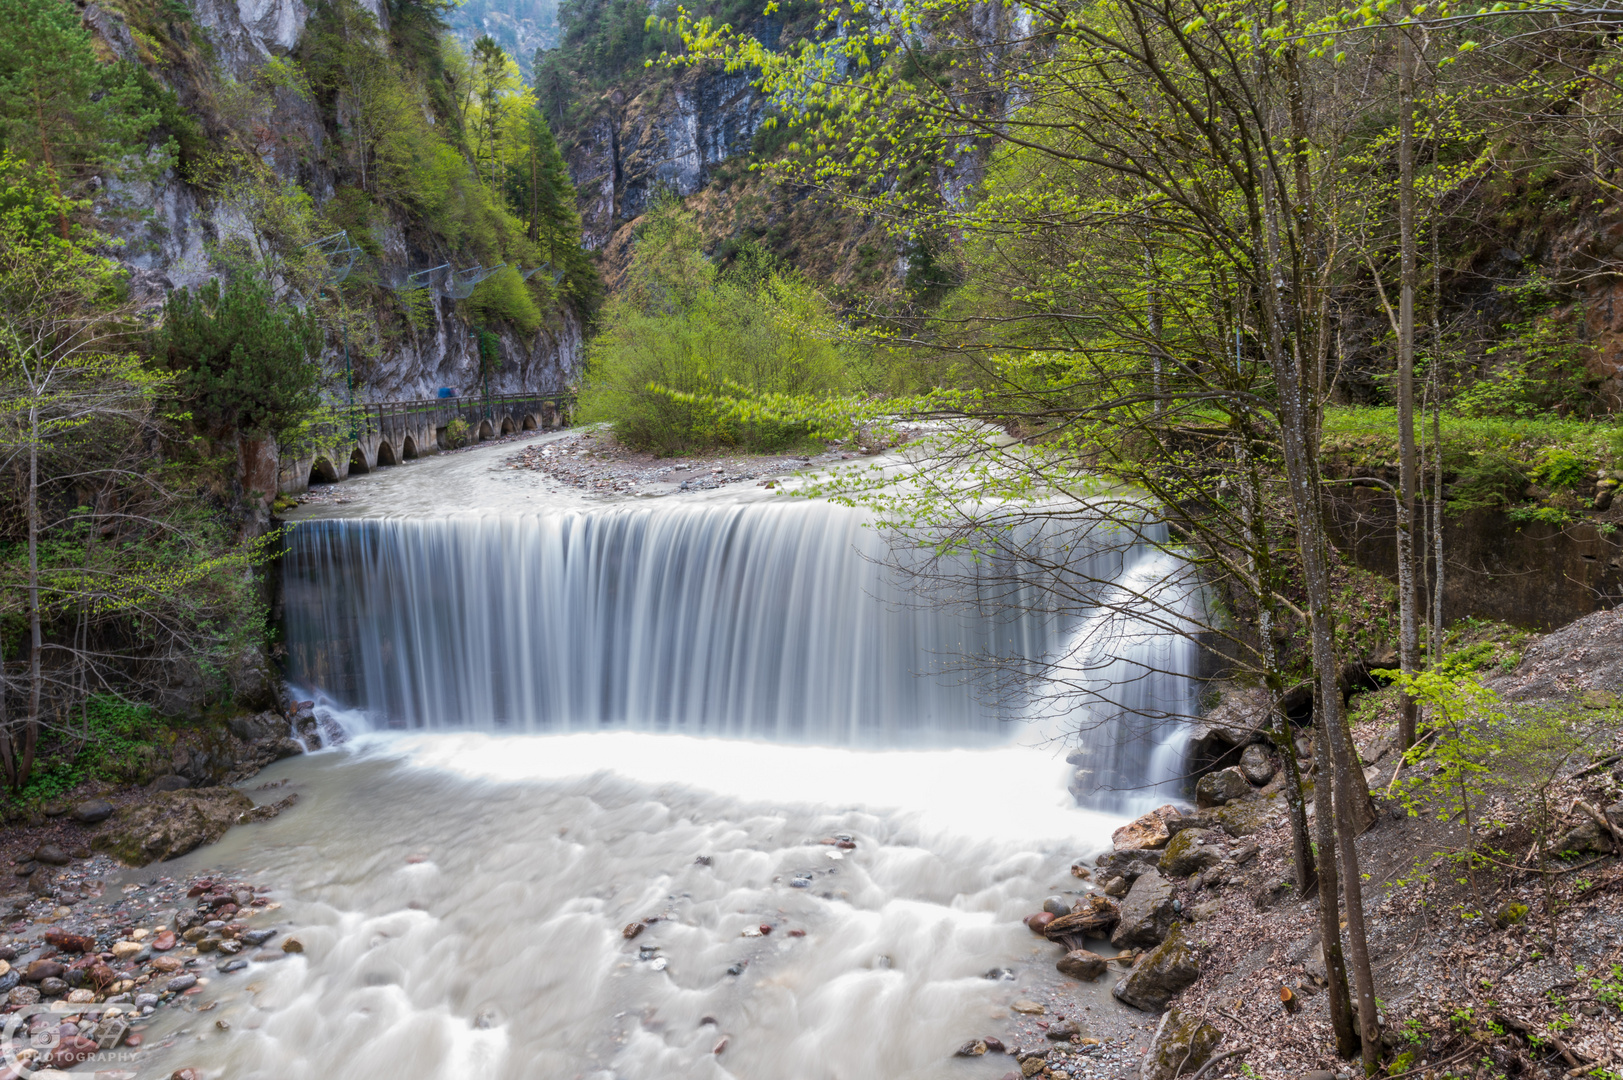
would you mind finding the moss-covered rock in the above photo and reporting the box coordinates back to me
[1113,923,1200,1012]
[1160,828,1223,878]
[91,789,255,865]
[1140,1007,1223,1080]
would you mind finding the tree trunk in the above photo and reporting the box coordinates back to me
[25,403,42,793]
[1395,20,1421,752]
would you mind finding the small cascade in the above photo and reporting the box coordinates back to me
[280,500,1198,800]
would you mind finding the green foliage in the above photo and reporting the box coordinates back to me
[153,269,324,441]
[577,198,861,454]
[9,695,170,802]
[477,326,502,371]
[1455,278,1598,420]
[466,265,543,334]
[0,0,162,206]
[1531,447,1591,491]
[444,415,471,447]
[1448,452,1528,514]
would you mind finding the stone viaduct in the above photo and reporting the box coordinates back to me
[276,391,573,495]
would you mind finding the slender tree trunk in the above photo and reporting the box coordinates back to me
[25,403,42,792]
[1325,680,1383,1072]
[1395,21,1421,751]
[1309,699,1358,1058]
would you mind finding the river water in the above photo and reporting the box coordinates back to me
[119,433,1198,1079]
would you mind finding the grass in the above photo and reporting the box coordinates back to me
[1321,407,1623,468]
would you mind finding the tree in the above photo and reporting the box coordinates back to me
[0,0,157,236]
[153,270,323,443]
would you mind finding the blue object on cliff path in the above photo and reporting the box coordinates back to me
[437,388,455,399]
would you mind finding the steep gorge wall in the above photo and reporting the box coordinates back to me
[83,0,583,403]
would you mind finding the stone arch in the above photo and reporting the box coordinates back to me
[500,415,516,435]
[377,440,399,466]
[402,435,419,459]
[478,418,494,440]
[309,457,339,485]
[349,446,370,474]
[521,413,538,431]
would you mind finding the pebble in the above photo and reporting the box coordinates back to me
[111,941,143,959]
[1012,1000,1047,1015]
[165,974,198,992]
[281,938,304,953]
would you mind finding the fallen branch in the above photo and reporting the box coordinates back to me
[1187,1047,1250,1080]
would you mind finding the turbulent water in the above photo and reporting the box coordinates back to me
[135,440,1203,1080]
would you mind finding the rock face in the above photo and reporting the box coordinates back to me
[92,789,257,865]
[1140,1008,1223,1080]
[564,68,771,252]
[1196,767,1252,808]
[1493,607,1623,698]
[1114,924,1200,1012]
[1111,869,1178,949]
[1160,828,1224,878]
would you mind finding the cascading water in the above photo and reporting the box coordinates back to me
[279,499,1199,802]
[100,455,1208,1080]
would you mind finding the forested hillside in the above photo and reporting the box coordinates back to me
[0,0,598,797]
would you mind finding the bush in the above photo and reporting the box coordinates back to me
[1531,446,1591,491]
[577,199,858,454]
[466,265,541,334]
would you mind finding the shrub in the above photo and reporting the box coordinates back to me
[465,264,542,334]
[1531,446,1591,491]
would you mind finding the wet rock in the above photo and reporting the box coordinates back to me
[1113,924,1200,1012]
[37,976,66,996]
[1046,1021,1081,1040]
[1239,745,1276,785]
[1094,848,1162,882]
[164,973,198,992]
[1103,875,1130,898]
[281,938,304,953]
[241,928,277,946]
[9,985,39,1005]
[48,1033,99,1069]
[1112,806,1180,852]
[1057,950,1108,981]
[1196,767,1251,808]
[1011,1000,1047,1015]
[91,788,256,865]
[70,799,114,824]
[150,956,183,973]
[33,844,70,866]
[239,792,299,824]
[1111,869,1177,949]
[26,960,65,983]
[1043,896,1073,916]
[111,941,143,960]
[1161,829,1224,878]
[217,957,248,973]
[1022,1057,1049,1077]
[957,1040,989,1057]
[1140,1007,1223,1080]
[1071,862,1091,879]
[152,930,177,951]
[1026,911,1057,934]
[171,1069,203,1080]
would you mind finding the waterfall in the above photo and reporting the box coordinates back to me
[280,500,1199,799]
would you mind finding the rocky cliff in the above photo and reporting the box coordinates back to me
[82,0,583,404]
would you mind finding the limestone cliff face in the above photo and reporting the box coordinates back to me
[564,67,769,251]
[83,0,582,405]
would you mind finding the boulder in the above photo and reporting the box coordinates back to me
[70,799,114,824]
[1113,924,1200,1012]
[226,711,286,743]
[1210,794,1283,837]
[1113,805,1182,852]
[1557,819,1613,856]
[149,774,190,792]
[1110,869,1177,949]
[32,844,70,866]
[1239,745,1276,785]
[1140,1008,1223,1080]
[1196,767,1252,808]
[1161,828,1224,878]
[1164,810,1220,838]
[1057,949,1108,981]
[91,788,256,865]
[1103,875,1131,898]
[1095,848,1163,882]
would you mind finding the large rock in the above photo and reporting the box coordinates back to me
[1111,869,1178,949]
[1195,767,1251,808]
[1210,794,1284,837]
[1185,686,1271,773]
[70,799,114,824]
[91,789,256,865]
[1140,1008,1223,1080]
[1160,828,1224,878]
[1112,805,1181,851]
[1057,949,1108,981]
[1114,924,1200,1012]
[1095,848,1163,882]
[1239,744,1276,785]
